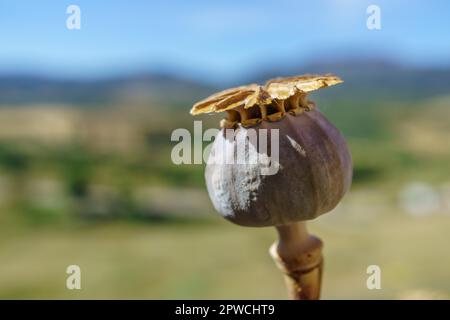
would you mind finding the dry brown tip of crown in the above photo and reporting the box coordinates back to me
[190,74,343,128]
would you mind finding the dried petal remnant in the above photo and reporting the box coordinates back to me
[190,74,343,128]
[265,74,342,98]
[190,84,259,115]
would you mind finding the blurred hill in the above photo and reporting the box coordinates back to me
[0,73,214,106]
[249,58,450,102]
[1,58,450,106]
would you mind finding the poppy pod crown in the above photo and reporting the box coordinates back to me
[190,74,343,128]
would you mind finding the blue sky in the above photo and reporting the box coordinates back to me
[0,0,449,82]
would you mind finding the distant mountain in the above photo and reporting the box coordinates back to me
[0,58,449,107]
[0,73,214,106]
[248,58,450,102]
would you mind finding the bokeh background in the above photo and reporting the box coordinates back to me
[0,0,449,299]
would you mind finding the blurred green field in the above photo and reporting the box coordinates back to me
[1,188,449,299]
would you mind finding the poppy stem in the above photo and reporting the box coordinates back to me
[270,221,323,300]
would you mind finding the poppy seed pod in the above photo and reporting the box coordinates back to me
[191,75,352,227]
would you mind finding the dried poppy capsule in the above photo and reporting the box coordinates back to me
[191,74,352,227]
[192,74,352,300]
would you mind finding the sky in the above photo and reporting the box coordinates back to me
[0,0,449,82]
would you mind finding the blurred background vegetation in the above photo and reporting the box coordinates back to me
[0,0,449,299]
